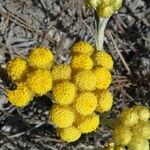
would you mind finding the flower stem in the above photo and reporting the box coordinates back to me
[96,17,109,51]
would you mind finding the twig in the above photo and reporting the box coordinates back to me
[107,30,131,74]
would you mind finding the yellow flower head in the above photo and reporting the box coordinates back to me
[94,51,113,70]
[6,57,28,81]
[74,70,96,91]
[52,64,71,81]
[113,126,132,146]
[76,113,100,133]
[58,126,81,142]
[97,4,114,18]
[26,70,52,96]
[94,67,112,90]
[128,136,149,150]
[71,54,93,70]
[131,121,150,140]
[85,0,101,9]
[75,92,97,115]
[72,41,94,56]
[133,105,150,121]
[53,81,77,105]
[7,82,33,107]
[120,108,138,127]
[50,105,75,128]
[95,90,113,113]
[27,47,54,69]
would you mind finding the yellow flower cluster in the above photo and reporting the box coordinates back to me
[85,0,122,18]
[6,47,54,107]
[112,105,150,150]
[5,41,114,143]
[49,41,114,142]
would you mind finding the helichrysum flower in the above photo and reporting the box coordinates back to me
[7,82,33,107]
[72,41,94,56]
[6,57,28,81]
[26,70,52,96]
[71,54,93,70]
[95,90,113,113]
[119,108,138,127]
[94,51,113,70]
[113,126,132,146]
[133,105,150,121]
[76,113,100,133]
[50,105,75,128]
[97,4,114,18]
[128,136,149,150]
[131,121,150,140]
[74,70,96,91]
[52,64,71,81]
[75,92,97,115]
[58,126,81,142]
[53,81,76,105]
[27,47,54,69]
[94,67,112,90]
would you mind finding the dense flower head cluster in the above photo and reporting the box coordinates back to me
[85,0,122,18]
[6,47,54,107]
[112,105,150,150]
[49,41,114,142]
[4,41,114,143]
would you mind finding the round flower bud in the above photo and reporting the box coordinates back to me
[76,113,100,133]
[27,47,54,69]
[111,0,122,11]
[97,4,114,18]
[72,41,94,56]
[113,126,132,146]
[27,70,52,96]
[74,70,96,91]
[94,51,113,70]
[120,108,138,127]
[71,54,93,70]
[133,105,150,121]
[131,121,150,140]
[128,136,149,150]
[94,67,112,90]
[52,64,71,81]
[95,90,113,113]
[75,92,97,115]
[50,105,75,128]
[85,0,101,9]
[6,57,28,81]
[53,81,76,105]
[58,126,81,142]
[7,82,33,107]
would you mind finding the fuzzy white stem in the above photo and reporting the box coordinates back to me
[97,17,109,51]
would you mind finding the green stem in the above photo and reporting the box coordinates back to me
[96,17,109,51]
